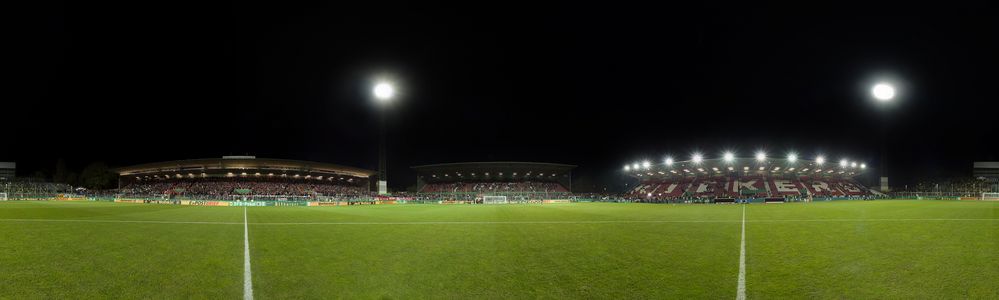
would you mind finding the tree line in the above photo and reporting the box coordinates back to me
[25,159,117,190]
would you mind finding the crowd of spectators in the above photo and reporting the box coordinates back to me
[1,180,73,195]
[904,177,997,196]
[626,175,873,201]
[420,181,569,193]
[119,178,368,198]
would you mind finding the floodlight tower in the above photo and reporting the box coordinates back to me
[373,81,395,195]
[872,81,896,192]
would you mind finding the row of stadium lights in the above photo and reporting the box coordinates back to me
[624,151,866,172]
[431,172,558,178]
[137,173,353,182]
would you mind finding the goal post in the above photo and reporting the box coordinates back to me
[482,195,508,204]
[982,192,999,201]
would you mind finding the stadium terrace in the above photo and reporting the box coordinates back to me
[112,156,375,201]
[623,154,874,202]
[624,157,867,177]
[411,162,575,203]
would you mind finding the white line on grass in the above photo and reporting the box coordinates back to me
[0,219,242,224]
[0,218,993,225]
[244,207,254,300]
[736,205,747,300]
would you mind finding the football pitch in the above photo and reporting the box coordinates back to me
[1,200,996,299]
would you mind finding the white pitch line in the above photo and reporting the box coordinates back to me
[243,207,254,300]
[736,205,747,300]
[0,218,993,225]
[0,219,242,224]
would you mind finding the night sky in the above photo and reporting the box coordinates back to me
[8,1,998,191]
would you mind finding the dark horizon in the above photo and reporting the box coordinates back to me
[8,1,998,191]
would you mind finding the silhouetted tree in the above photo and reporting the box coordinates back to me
[80,162,116,189]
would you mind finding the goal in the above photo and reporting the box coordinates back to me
[982,192,999,201]
[0,192,7,201]
[482,195,508,204]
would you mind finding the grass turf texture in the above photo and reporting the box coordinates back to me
[0,200,995,299]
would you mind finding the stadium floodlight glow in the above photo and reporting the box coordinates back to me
[840,159,848,168]
[860,163,867,169]
[851,162,857,168]
[691,153,703,164]
[624,165,630,171]
[816,156,826,165]
[642,161,651,169]
[872,82,895,101]
[755,151,766,162]
[723,152,735,163]
[373,82,395,102]
[632,163,640,170]
[665,157,674,166]
[787,153,798,163]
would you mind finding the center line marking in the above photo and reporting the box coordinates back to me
[737,204,747,300]
[244,207,254,300]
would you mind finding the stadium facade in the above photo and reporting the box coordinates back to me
[973,162,999,180]
[973,162,999,191]
[0,162,14,181]
[624,157,873,200]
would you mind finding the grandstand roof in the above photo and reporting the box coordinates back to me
[625,158,867,179]
[115,157,375,178]
[412,162,576,181]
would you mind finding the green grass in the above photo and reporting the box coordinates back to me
[0,200,996,299]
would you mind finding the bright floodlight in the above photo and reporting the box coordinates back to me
[840,159,848,168]
[872,83,895,101]
[632,163,640,170]
[624,165,630,171]
[816,156,825,165]
[851,162,857,168]
[692,153,703,164]
[642,161,651,169]
[860,163,867,169]
[755,151,766,162]
[373,82,395,101]
[723,152,735,163]
[665,157,674,166]
[788,153,798,163]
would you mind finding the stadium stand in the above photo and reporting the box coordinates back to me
[629,175,872,201]
[118,177,367,198]
[625,157,874,202]
[412,162,575,201]
[0,179,74,199]
[114,157,375,200]
[891,177,999,198]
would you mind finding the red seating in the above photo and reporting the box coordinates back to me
[632,175,871,199]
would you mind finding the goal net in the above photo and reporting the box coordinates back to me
[982,192,999,201]
[0,192,6,201]
[482,195,508,204]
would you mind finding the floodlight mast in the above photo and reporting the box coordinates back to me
[872,81,897,192]
[373,81,395,195]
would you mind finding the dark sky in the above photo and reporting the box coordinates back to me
[8,1,998,190]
